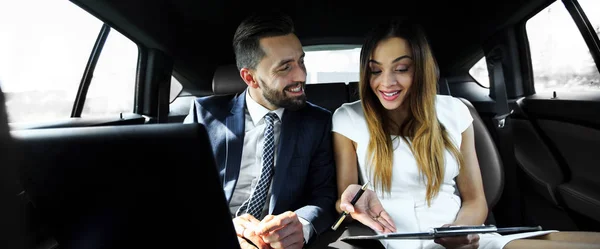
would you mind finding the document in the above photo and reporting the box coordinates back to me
[341,225,542,241]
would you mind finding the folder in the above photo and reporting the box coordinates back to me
[341,225,542,241]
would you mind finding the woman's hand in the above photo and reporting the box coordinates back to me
[340,184,396,233]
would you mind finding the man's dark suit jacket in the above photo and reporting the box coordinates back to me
[183,88,337,240]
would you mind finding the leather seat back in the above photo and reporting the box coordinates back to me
[437,78,504,209]
[212,64,246,95]
[305,82,349,112]
[458,98,505,208]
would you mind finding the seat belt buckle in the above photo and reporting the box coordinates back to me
[493,109,514,128]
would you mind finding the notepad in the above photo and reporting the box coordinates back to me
[341,225,542,241]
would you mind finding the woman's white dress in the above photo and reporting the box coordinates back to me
[331,95,555,249]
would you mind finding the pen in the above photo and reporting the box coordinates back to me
[331,180,370,231]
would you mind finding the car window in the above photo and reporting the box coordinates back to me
[304,45,361,84]
[469,56,490,88]
[526,0,600,93]
[170,76,184,103]
[82,28,137,117]
[0,0,138,123]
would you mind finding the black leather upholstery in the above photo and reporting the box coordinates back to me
[558,183,600,222]
[347,81,359,102]
[212,64,246,95]
[439,78,504,209]
[458,98,505,208]
[12,123,240,249]
[512,119,564,205]
[305,83,349,113]
[438,77,452,95]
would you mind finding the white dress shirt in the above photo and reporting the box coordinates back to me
[229,90,313,244]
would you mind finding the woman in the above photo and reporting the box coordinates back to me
[332,19,600,249]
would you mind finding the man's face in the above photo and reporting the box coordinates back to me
[251,33,307,111]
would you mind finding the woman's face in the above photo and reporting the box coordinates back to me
[368,37,414,111]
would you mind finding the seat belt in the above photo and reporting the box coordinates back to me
[487,47,522,227]
[489,49,514,129]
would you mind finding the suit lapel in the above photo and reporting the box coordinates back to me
[269,109,299,214]
[223,90,246,201]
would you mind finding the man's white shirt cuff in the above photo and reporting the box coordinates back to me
[299,217,314,245]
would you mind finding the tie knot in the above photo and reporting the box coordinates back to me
[264,112,278,126]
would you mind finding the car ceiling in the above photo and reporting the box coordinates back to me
[71,0,551,96]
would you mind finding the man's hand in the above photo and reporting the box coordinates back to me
[233,214,271,249]
[434,224,480,249]
[340,184,396,233]
[255,211,304,249]
[237,237,259,249]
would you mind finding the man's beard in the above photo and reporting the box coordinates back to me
[259,79,307,111]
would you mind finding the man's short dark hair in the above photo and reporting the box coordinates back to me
[232,11,295,71]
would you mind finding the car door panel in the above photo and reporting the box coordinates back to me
[519,93,600,226]
[512,118,564,206]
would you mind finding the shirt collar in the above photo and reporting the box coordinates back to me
[245,90,284,126]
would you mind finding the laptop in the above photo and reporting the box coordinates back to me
[14,123,240,249]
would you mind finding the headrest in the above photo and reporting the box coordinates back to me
[212,64,247,95]
[438,77,451,95]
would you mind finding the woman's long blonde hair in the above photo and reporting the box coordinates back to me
[359,20,464,206]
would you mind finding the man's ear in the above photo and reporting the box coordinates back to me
[240,68,259,88]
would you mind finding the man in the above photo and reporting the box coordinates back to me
[184,11,337,249]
